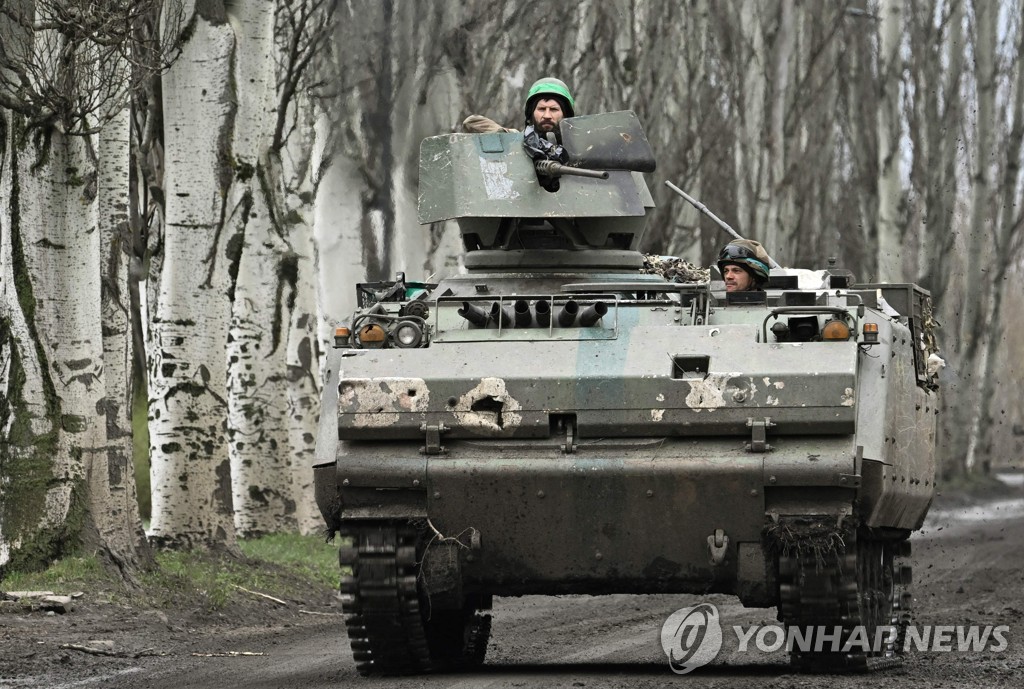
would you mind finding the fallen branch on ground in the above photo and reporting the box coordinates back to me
[60,643,166,658]
[60,643,121,657]
[228,584,287,606]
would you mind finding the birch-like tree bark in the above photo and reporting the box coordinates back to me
[220,0,335,536]
[148,3,237,549]
[788,6,843,266]
[876,0,903,282]
[1,5,153,574]
[2,121,109,571]
[836,8,879,274]
[973,2,1024,469]
[282,178,322,534]
[955,0,998,473]
[732,1,769,241]
[908,0,964,296]
[94,78,153,574]
[223,2,297,537]
[765,0,794,257]
[275,90,327,534]
[663,0,709,260]
[906,0,968,476]
[0,109,69,573]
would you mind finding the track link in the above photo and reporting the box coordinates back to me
[339,522,491,675]
[777,528,912,672]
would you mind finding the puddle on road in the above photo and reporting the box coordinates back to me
[925,473,1024,528]
[927,498,1024,525]
[996,472,1024,487]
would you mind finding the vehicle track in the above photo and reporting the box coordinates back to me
[4,489,1022,689]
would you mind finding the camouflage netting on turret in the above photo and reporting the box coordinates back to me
[640,255,710,283]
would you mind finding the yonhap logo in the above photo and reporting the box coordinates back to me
[660,603,723,674]
[659,600,1010,674]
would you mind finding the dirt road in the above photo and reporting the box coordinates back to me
[3,485,1023,689]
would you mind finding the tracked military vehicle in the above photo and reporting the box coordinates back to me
[313,111,940,674]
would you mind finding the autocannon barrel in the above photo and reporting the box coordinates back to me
[578,301,608,327]
[534,160,610,180]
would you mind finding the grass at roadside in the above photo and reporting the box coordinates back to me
[2,533,340,612]
[0,555,109,594]
[140,534,339,609]
[238,532,339,587]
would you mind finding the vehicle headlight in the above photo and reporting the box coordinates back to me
[393,320,423,348]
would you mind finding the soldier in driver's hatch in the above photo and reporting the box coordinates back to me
[717,239,771,292]
[462,77,576,134]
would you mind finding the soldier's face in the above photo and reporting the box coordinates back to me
[532,98,564,132]
[723,264,754,292]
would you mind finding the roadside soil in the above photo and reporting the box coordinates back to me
[2,474,1023,689]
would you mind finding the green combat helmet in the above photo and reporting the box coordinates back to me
[524,76,576,123]
[717,238,772,288]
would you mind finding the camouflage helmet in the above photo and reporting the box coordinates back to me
[717,239,771,286]
[524,77,576,122]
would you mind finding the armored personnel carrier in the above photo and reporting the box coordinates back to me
[313,111,940,674]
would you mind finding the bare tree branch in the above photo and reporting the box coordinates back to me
[0,0,183,137]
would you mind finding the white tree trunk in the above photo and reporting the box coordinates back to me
[220,2,300,537]
[2,15,151,571]
[734,0,768,239]
[284,214,321,535]
[766,0,794,258]
[315,154,369,337]
[977,8,1024,466]
[668,0,708,260]
[95,98,152,570]
[0,110,57,569]
[226,181,295,535]
[149,10,237,548]
[6,126,104,564]
[962,0,998,473]
[279,105,325,535]
[876,0,903,282]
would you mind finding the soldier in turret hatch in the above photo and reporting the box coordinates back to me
[522,77,575,135]
[717,239,771,292]
[462,77,576,135]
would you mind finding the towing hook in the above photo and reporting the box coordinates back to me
[707,528,729,566]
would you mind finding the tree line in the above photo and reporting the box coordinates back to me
[1,0,1022,578]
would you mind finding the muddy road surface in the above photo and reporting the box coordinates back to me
[3,486,1023,689]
